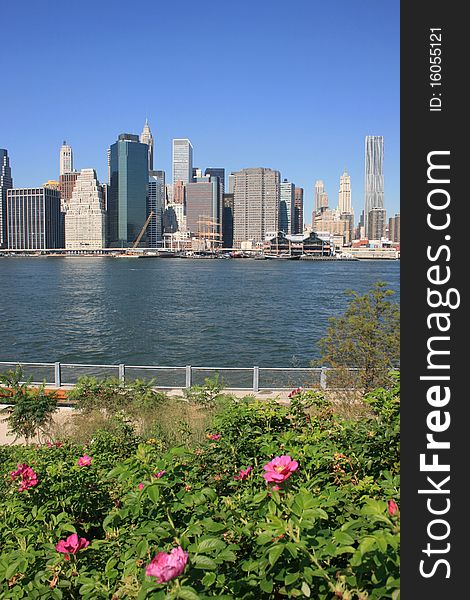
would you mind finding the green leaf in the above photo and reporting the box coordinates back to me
[146,484,160,503]
[359,536,376,556]
[269,544,284,566]
[5,560,21,580]
[334,531,355,545]
[217,549,236,562]
[260,579,274,593]
[301,581,311,597]
[197,538,225,553]
[177,587,201,600]
[252,491,268,504]
[191,555,217,570]
[202,572,216,586]
[285,572,299,585]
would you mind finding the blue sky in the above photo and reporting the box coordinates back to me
[1,0,399,222]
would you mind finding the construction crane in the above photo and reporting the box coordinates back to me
[133,211,154,248]
[125,211,155,254]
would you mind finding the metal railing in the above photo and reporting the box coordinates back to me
[0,360,363,392]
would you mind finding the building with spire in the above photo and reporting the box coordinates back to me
[60,141,73,176]
[0,149,13,248]
[338,171,352,214]
[65,169,106,249]
[140,119,154,171]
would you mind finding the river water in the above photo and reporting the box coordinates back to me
[0,257,399,368]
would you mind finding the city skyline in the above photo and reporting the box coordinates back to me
[0,0,400,221]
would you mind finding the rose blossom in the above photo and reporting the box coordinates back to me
[388,499,399,516]
[263,455,299,483]
[207,433,221,440]
[145,546,188,583]
[77,455,92,467]
[234,467,252,481]
[153,470,166,478]
[56,533,89,560]
[138,483,145,490]
[288,387,303,398]
[10,464,38,492]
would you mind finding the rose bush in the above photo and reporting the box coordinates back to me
[0,381,400,599]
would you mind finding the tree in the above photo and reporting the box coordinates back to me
[0,367,58,443]
[316,282,400,392]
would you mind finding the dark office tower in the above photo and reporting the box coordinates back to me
[185,179,220,243]
[0,149,13,248]
[108,134,149,247]
[7,187,63,249]
[148,170,165,247]
[205,168,225,192]
[368,207,387,240]
[294,187,304,234]
[205,168,225,235]
[222,193,234,248]
[388,213,400,243]
[364,135,384,234]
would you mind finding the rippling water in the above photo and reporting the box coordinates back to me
[0,257,399,367]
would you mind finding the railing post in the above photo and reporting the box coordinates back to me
[320,367,327,390]
[185,365,192,388]
[119,364,125,383]
[54,362,62,387]
[253,366,259,393]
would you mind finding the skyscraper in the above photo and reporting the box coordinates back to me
[172,139,193,184]
[294,187,304,234]
[7,186,63,249]
[148,170,165,247]
[364,136,384,234]
[65,169,106,249]
[388,213,400,243]
[0,149,13,248]
[60,141,73,176]
[185,179,220,242]
[233,167,280,247]
[140,119,154,171]
[338,171,352,214]
[368,207,387,241]
[314,180,328,212]
[279,179,295,234]
[108,133,149,247]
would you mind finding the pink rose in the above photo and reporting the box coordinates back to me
[146,546,188,583]
[77,455,92,467]
[138,483,145,490]
[388,499,399,516]
[56,533,89,560]
[234,467,253,481]
[263,455,298,483]
[153,470,166,478]
[288,387,303,398]
[10,464,38,492]
[207,433,221,440]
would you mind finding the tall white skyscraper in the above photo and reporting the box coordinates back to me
[364,136,384,233]
[338,171,352,214]
[140,119,154,171]
[60,141,73,176]
[65,169,106,249]
[172,139,193,184]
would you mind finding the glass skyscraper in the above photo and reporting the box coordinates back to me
[0,149,13,248]
[172,139,193,184]
[364,136,384,234]
[108,134,149,247]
